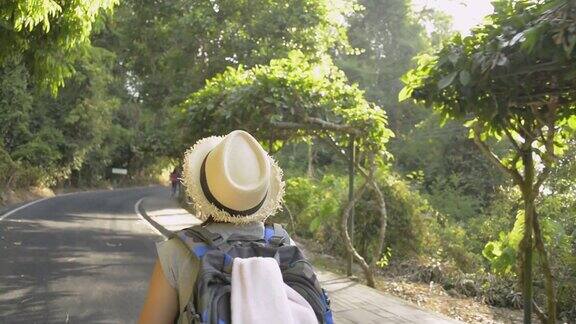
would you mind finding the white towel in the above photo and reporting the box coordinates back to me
[231,257,318,324]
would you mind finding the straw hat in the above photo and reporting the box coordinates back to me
[182,130,285,224]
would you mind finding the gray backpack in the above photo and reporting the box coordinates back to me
[172,223,334,324]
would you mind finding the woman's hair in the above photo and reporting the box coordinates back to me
[200,216,213,226]
[200,215,227,226]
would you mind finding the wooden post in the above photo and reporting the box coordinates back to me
[347,135,355,276]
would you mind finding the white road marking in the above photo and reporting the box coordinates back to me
[0,186,159,223]
[0,197,50,221]
[0,191,87,222]
[134,198,164,237]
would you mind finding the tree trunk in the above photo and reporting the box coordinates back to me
[533,211,557,323]
[521,195,535,324]
[307,141,315,178]
[521,149,535,324]
[340,181,375,287]
[6,172,15,190]
[368,179,388,271]
[282,202,297,234]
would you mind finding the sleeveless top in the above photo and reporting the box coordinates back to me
[155,222,268,319]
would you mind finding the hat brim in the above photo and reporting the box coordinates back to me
[182,136,285,224]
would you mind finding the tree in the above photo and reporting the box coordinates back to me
[0,0,118,93]
[99,0,358,163]
[337,0,504,226]
[0,44,122,189]
[177,51,394,286]
[108,0,355,110]
[402,0,576,322]
[336,0,427,132]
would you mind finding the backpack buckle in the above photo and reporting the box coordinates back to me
[185,303,201,324]
[322,288,331,306]
[268,235,286,247]
[210,233,225,247]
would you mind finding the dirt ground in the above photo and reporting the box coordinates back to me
[0,186,55,207]
[297,238,531,324]
[373,276,527,323]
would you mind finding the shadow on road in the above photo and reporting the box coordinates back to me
[0,187,164,323]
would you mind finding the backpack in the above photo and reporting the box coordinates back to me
[171,223,334,324]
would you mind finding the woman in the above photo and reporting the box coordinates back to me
[169,167,181,197]
[139,130,288,323]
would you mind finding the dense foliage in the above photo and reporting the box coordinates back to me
[0,47,125,189]
[103,0,358,159]
[403,0,576,322]
[284,172,435,260]
[177,51,392,155]
[0,0,118,92]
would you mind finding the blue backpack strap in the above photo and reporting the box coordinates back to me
[321,288,334,324]
[264,223,276,243]
[174,226,235,268]
[174,229,212,258]
[174,224,230,258]
[264,223,290,246]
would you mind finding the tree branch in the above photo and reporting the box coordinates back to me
[532,300,548,324]
[319,135,351,162]
[320,136,374,179]
[492,60,575,79]
[534,101,558,193]
[320,136,390,277]
[270,117,362,136]
[281,202,297,234]
[513,115,536,142]
[304,117,361,135]
[473,130,524,186]
[368,168,389,272]
[533,212,557,324]
[503,125,523,153]
[340,179,374,286]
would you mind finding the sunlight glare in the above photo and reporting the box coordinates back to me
[412,0,494,35]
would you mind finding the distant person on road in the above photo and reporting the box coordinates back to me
[169,167,181,197]
[139,130,332,324]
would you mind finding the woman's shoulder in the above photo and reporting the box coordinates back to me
[156,235,201,315]
[156,236,190,258]
[156,236,197,287]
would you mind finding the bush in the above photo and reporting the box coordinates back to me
[284,175,348,255]
[284,172,449,264]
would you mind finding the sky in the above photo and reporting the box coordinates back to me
[411,0,494,35]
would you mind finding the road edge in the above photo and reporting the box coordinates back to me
[0,197,51,221]
[0,185,162,222]
[134,197,172,239]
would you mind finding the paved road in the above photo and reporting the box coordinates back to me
[0,186,166,323]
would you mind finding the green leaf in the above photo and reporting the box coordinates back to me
[438,71,458,90]
[508,211,525,250]
[398,86,413,102]
[459,70,471,86]
[309,217,322,232]
[482,241,498,259]
[521,26,541,53]
[567,116,576,130]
